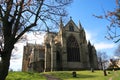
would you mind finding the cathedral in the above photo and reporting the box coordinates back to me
[22,18,98,72]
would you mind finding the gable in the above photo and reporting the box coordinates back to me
[64,19,79,32]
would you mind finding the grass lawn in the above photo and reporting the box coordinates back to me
[6,70,120,80]
[45,70,120,80]
[6,72,46,80]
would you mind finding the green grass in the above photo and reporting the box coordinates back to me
[6,70,120,80]
[6,72,46,80]
[112,70,120,80]
[45,70,120,80]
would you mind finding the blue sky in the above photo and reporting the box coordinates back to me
[66,0,119,57]
[9,0,120,71]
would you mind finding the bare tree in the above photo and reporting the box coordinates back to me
[97,51,108,70]
[93,0,120,43]
[0,0,72,79]
[97,51,108,76]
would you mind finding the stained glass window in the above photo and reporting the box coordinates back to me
[67,35,80,62]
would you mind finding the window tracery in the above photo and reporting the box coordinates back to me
[67,35,80,62]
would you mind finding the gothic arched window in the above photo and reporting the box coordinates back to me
[67,35,80,62]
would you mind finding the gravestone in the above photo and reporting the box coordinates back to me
[72,71,77,77]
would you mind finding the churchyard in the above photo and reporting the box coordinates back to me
[6,70,120,80]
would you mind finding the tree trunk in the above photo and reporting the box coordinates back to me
[0,49,12,80]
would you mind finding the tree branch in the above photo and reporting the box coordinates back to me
[15,23,36,42]
[12,0,24,37]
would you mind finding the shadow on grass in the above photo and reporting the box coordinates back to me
[65,73,96,79]
[73,74,96,78]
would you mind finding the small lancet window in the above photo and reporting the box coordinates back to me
[69,24,74,31]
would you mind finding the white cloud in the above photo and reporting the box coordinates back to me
[94,42,116,50]
[85,30,97,43]
[10,58,22,71]
[10,43,25,71]
[86,31,92,41]
[25,32,45,44]
[85,30,116,51]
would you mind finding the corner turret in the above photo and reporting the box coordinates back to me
[59,17,64,32]
[78,20,83,30]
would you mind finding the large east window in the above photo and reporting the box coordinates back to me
[67,35,80,62]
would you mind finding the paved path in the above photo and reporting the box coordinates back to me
[43,74,61,80]
[109,77,112,80]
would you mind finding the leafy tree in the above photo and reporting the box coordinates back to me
[0,0,72,79]
[94,0,120,43]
